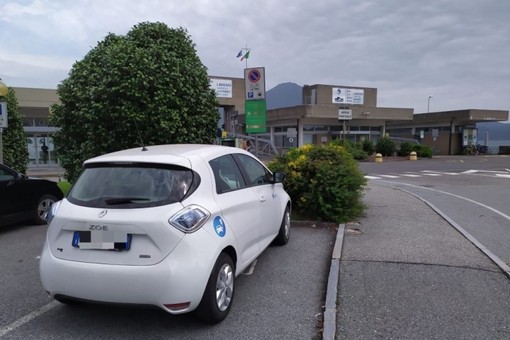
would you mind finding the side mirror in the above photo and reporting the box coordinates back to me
[272,172,285,183]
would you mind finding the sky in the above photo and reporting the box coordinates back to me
[1,0,510,114]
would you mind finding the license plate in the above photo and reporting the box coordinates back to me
[72,231,132,250]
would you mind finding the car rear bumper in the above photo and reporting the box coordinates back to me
[39,232,221,314]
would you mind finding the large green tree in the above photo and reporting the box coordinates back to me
[2,87,29,173]
[51,22,219,183]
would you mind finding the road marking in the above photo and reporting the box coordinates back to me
[0,301,59,337]
[375,181,510,278]
[366,169,509,180]
[377,180,510,222]
[421,170,460,175]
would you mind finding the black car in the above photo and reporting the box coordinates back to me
[0,163,64,227]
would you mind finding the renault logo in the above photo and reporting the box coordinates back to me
[98,209,108,218]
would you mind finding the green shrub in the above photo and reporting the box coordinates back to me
[375,137,396,156]
[57,181,72,196]
[412,144,433,158]
[398,142,414,156]
[362,140,375,155]
[267,143,367,223]
[333,139,368,160]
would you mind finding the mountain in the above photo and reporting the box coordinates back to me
[477,121,510,140]
[266,82,302,110]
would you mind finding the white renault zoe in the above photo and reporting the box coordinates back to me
[40,144,291,323]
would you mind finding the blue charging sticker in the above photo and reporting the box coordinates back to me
[213,216,226,237]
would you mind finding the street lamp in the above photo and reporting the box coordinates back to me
[427,95,432,113]
[0,78,8,164]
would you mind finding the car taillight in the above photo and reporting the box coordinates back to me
[169,205,210,233]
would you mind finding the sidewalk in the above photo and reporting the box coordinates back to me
[333,182,510,339]
[27,167,64,182]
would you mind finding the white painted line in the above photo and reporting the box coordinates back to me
[495,174,510,178]
[0,301,59,337]
[421,173,442,176]
[364,176,381,180]
[421,170,460,175]
[400,174,422,177]
[375,181,510,278]
[462,170,478,174]
[379,175,400,178]
[376,180,510,223]
[477,170,508,173]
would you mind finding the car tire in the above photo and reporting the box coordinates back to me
[34,194,58,225]
[194,253,235,324]
[54,296,81,305]
[273,206,290,246]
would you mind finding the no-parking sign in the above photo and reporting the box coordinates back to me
[244,67,266,101]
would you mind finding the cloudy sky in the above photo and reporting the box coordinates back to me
[1,0,509,114]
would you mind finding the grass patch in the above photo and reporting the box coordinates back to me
[57,181,72,196]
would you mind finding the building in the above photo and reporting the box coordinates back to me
[386,110,509,155]
[11,78,509,170]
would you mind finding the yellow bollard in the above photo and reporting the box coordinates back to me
[409,151,417,161]
[375,153,383,163]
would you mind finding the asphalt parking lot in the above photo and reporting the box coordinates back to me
[0,222,336,339]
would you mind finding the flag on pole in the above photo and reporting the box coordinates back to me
[236,50,243,58]
[241,50,250,61]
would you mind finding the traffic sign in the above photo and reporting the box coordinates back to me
[338,109,352,120]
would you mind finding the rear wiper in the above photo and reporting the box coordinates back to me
[104,197,150,205]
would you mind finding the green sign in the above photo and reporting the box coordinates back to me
[245,100,266,133]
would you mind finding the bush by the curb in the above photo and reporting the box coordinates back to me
[268,143,367,223]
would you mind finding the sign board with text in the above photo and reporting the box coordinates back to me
[332,88,364,105]
[338,109,352,120]
[245,100,267,133]
[209,79,233,98]
[0,102,7,128]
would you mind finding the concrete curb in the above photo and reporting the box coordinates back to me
[322,223,345,340]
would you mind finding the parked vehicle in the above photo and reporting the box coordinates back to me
[40,144,291,323]
[0,163,63,227]
[475,144,492,154]
[463,144,493,155]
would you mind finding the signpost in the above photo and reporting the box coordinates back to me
[338,109,352,141]
[244,67,267,133]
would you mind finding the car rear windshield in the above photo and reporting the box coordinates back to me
[67,163,195,208]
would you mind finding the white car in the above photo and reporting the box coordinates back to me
[39,144,291,323]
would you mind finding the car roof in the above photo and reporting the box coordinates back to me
[84,144,254,168]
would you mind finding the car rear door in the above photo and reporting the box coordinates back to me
[209,155,262,268]
[234,154,283,250]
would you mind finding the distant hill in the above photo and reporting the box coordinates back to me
[477,121,510,140]
[266,82,302,110]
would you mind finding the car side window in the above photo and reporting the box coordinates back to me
[209,155,247,194]
[236,154,271,186]
[0,167,15,182]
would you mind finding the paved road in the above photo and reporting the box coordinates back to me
[337,182,510,339]
[359,155,510,269]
